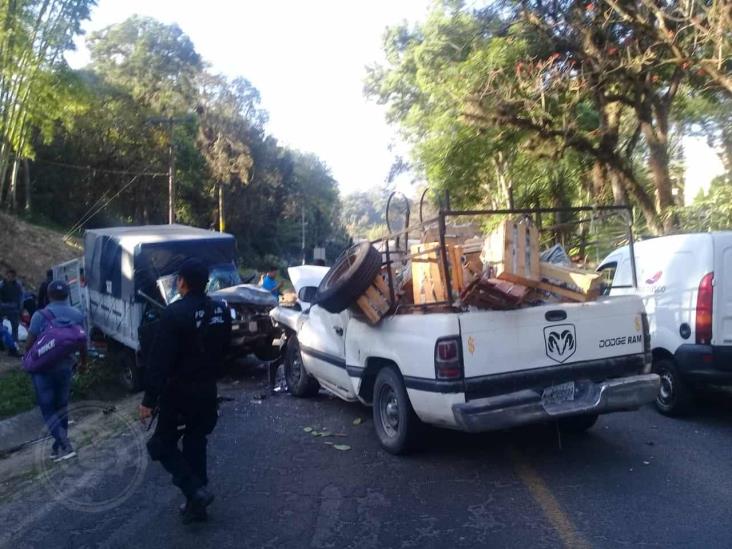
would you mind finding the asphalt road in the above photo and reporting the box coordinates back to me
[2,363,732,549]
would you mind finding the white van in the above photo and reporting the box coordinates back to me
[598,233,732,415]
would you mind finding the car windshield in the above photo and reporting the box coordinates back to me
[207,264,242,292]
[156,264,242,305]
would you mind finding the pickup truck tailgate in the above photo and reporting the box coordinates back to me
[459,295,647,384]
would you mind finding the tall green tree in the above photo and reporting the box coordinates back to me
[0,0,95,211]
[367,1,730,235]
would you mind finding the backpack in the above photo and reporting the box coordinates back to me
[22,309,86,373]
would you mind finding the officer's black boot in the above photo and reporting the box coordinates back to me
[180,487,214,524]
[179,499,207,523]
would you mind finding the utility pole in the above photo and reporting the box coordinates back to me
[147,115,188,224]
[168,134,175,224]
[301,204,306,265]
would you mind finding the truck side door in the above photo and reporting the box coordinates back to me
[298,305,352,397]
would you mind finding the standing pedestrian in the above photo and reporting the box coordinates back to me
[0,269,24,343]
[140,258,231,524]
[260,266,282,298]
[1,322,20,357]
[37,269,53,309]
[26,280,87,461]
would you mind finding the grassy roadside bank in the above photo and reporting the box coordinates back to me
[0,358,125,420]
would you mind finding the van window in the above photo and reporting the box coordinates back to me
[611,257,637,294]
[597,262,617,296]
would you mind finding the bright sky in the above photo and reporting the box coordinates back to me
[66,0,724,203]
[66,0,432,197]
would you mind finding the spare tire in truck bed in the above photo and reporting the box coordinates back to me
[315,242,382,313]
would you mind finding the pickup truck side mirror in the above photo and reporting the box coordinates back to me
[298,286,318,304]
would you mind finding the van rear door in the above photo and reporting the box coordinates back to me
[712,233,732,345]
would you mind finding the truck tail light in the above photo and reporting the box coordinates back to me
[435,337,463,380]
[696,272,714,345]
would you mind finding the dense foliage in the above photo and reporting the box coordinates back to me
[366,0,732,237]
[0,10,348,267]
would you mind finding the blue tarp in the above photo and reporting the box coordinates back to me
[84,225,237,301]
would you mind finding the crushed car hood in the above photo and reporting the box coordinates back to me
[208,284,278,307]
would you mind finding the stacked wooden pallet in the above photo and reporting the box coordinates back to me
[355,274,393,324]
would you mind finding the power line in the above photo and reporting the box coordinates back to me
[64,172,147,240]
[32,158,167,178]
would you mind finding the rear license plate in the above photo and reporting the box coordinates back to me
[248,321,258,333]
[542,381,575,405]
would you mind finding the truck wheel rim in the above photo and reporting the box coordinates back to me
[290,352,303,384]
[659,371,673,404]
[378,385,399,437]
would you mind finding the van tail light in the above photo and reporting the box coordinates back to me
[435,337,463,380]
[696,272,714,345]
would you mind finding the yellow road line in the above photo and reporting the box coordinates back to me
[510,447,591,549]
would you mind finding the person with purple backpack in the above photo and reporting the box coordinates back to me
[26,280,87,462]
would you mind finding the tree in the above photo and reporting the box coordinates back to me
[28,15,347,268]
[197,74,261,231]
[87,16,201,113]
[367,1,730,234]
[0,0,95,211]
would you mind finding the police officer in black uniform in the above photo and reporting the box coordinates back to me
[139,258,231,524]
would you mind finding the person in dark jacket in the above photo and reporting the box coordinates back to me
[139,258,231,524]
[0,269,24,342]
[37,269,53,310]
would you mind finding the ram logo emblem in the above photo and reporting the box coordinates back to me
[544,324,577,364]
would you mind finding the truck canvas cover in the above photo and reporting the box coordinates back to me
[84,224,236,301]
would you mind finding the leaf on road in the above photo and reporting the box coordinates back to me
[352,418,363,425]
[324,441,334,445]
[303,427,313,433]
[333,444,351,451]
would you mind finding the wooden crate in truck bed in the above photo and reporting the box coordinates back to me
[482,219,540,282]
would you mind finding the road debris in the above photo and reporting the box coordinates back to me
[333,444,351,451]
[352,418,363,425]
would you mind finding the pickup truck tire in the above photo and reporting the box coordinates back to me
[373,367,420,455]
[315,242,382,313]
[558,413,598,433]
[284,337,320,397]
[653,358,691,416]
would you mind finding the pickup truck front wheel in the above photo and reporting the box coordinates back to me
[373,367,420,455]
[284,338,320,397]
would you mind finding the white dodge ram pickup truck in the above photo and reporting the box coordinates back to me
[273,261,659,454]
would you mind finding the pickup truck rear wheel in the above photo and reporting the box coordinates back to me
[373,367,420,455]
[653,358,691,416]
[315,242,382,313]
[284,337,319,397]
